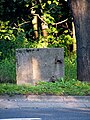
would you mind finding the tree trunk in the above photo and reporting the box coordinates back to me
[35,0,42,38]
[68,0,90,82]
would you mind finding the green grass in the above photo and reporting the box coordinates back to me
[0,79,90,96]
[0,55,90,96]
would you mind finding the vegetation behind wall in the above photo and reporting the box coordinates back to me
[0,0,76,83]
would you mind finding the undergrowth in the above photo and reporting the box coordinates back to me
[0,79,90,96]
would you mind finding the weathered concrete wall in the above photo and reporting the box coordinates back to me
[16,48,64,85]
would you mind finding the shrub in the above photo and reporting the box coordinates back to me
[0,58,16,83]
[0,21,28,60]
[65,53,77,80]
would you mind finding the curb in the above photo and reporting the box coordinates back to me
[0,95,90,109]
[0,95,90,102]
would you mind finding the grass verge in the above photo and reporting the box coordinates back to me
[0,79,90,96]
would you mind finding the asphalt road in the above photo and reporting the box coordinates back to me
[0,107,90,120]
[0,95,90,120]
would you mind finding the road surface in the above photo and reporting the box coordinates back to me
[0,95,90,120]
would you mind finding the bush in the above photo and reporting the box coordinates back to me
[0,20,73,59]
[27,32,73,56]
[0,21,28,60]
[65,53,77,80]
[0,58,16,83]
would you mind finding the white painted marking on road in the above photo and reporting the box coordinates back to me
[0,118,41,120]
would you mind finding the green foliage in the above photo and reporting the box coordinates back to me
[0,58,16,83]
[0,21,15,59]
[0,21,29,59]
[0,0,73,60]
[36,79,90,96]
[0,21,14,40]
[0,20,73,58]
[65,53,77,80]
[43,13,55,24]
[0,0,89,96]
[39,0,73,54]
[14,27,28,48]
[0,79,90,96]
[29,32,73,56]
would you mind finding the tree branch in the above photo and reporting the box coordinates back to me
[32,13,68,26]
[13,14,68,28]
[53,19,68,25]
[18,21,31,27]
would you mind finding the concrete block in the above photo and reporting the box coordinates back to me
[16,48,64,85]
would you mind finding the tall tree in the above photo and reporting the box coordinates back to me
[68,0,90,82]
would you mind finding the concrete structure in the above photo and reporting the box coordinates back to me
[16,48,64,85]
